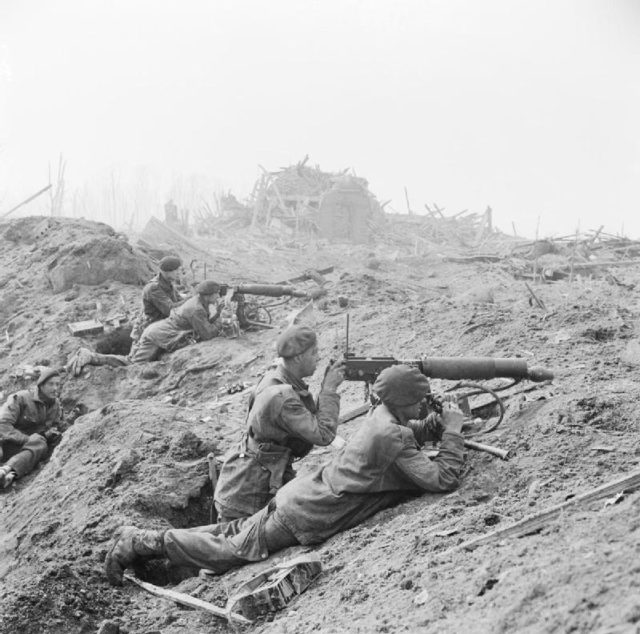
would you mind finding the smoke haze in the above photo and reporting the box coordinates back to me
[1,0,639,237]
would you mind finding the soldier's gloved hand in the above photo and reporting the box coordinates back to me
[209,301,224,322]
[43,429,62,444]
[65,347,95,377]
[423,412,445,442]
[224,286,237,307]
[322,360,346,392]
[408,413,443,446]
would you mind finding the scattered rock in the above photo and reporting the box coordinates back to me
[64,285,80,301]
[96,620,120,634]
[414,590,429,605]
[457,286,494,305]
[620,340,640,367]
[105,449,142,488]
[169,430,205,459]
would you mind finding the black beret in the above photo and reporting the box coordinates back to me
[196,280,221,296]
[37,368,60,387]
[276,326,317,358]
[159,256,182,272]
[372,365,430,406]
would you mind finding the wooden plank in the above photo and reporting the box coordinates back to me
[524,282,547,311]
[124,574,252,624]
[276,266,335,285]
[456,468,640,552]
[1,184,52,218]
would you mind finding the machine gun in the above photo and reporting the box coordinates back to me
[218,284,310,300]
[343,354,553,384]
[341,312,553,386]
[214,283,314,330]
[339,317,554,447]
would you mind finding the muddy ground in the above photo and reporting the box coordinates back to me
[1,216,640,634]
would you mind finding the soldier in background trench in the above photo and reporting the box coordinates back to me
[132,279,223,362]
[0,369,63,489]
[105,365,466,585]
[66,280,224,373]
[214,325,346,523]
[129,255,186,344]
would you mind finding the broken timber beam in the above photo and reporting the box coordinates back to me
[276,266,334,285]
[444,255,503,263]
[570,259,640,270]
[1,184,53,218]
[456,468,640,552]
[124,574,252,624]
[524,282,547,311]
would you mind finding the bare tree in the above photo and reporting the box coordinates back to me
[48,154,66,216]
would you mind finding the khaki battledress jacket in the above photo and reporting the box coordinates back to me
[274,402,465,544]
[0,387,62,476]
[139,295,220,353]
[142,273,181,322]
[214,365,341,520]
[163,403,465,572]
[0,387,62,444]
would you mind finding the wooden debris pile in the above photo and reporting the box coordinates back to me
[193,193,253,236]
[248,156,382,242]
[379,205,516,256]
[510,226,640,282]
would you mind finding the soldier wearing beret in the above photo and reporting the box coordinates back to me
[213,325,346,523]
[67,281,224,372]
[105,364,466,585]
[130,280,223,362]
[143,256,184,323]
[129,256,185,344]
[0,369,63,488]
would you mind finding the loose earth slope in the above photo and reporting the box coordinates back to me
[1,217,639,634]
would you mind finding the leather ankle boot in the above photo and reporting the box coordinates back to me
[105,525,165,586]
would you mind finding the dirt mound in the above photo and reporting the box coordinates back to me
[0,216,158,400]
[1,216,155,292]
[0,400,222,633]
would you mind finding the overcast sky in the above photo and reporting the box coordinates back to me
[1,0,639,238]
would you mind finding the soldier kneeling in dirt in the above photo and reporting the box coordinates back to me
[214,325,346,523]
[67,280,224,374]
[0,369,63,489]
[105,364,466,585]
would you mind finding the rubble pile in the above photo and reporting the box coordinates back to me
[380,205,516,257]
[509,228,640,282]
[248,156,384,242]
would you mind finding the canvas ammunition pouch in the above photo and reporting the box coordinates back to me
[245,432,292,495]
